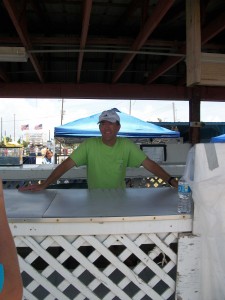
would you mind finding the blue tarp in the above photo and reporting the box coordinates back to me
[54,109,180,139]
[210,134,225,143]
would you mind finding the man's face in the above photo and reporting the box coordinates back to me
[99,120,120,144]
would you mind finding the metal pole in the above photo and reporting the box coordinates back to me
[14,114,15,141]
[61,99,64,125]
[172,102,176,122]
[1,117,2,142]
[60,99,64,160]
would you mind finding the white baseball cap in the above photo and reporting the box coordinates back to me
[98,109,120,124]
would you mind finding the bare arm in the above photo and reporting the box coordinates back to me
[0,179,23,300]
[141,157,178,188]
[18,157,76,192]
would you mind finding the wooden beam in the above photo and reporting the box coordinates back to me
[189,87,201,145]
[200,53,225,86]
[186,0,225,87]
[186,0,201,86]
[0,83,188,100]
[0,82,224,101]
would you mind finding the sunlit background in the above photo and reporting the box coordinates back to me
[0,98,224,142]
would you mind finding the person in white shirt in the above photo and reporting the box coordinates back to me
[42,150,53,164]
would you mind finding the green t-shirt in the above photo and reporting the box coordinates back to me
[69,137,146,189]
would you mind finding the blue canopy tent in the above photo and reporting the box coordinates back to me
[210,134,225,143]
[54,109,180,143]
[55,110,180,146]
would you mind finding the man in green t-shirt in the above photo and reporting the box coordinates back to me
[19,109,178,191]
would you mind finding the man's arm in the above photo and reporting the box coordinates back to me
[19,157,76,192]
[0,179,23,300]
[141,157,178,188]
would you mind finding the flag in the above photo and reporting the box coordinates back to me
[21,124,29,131]
[34,124,43,130]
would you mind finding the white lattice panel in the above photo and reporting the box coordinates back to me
[15,232,178,300]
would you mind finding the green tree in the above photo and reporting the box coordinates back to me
[22,140,29,148]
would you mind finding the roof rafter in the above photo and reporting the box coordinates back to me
[201,10,225,44]
[113,0,140,34]
[77,0,92,83]
[30,0,53,36]
[3,0,44,83]
[112,0,175,83]
[0,68,10,82]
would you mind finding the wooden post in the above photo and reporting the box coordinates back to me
[176,233,201,299]
[189,87,201,145]
[186,0,225,87]
[186,0,201,86]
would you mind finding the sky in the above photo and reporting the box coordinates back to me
[0,98,225,142]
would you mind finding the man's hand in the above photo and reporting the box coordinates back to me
[18,182,46,192]
[18,157,76,193]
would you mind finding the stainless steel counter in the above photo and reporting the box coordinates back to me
[4,187,190,222]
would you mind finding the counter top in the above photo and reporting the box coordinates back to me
[4,187,191,222]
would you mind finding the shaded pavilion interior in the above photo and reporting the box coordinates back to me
[0,0,225,144]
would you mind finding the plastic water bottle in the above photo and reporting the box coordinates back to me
[178,177,192,214]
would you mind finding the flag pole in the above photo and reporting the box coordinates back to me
[14,114,15,142]
[1,117,2,143]
[61,99,64,125]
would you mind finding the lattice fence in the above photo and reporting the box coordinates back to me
[15,232,178,300]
